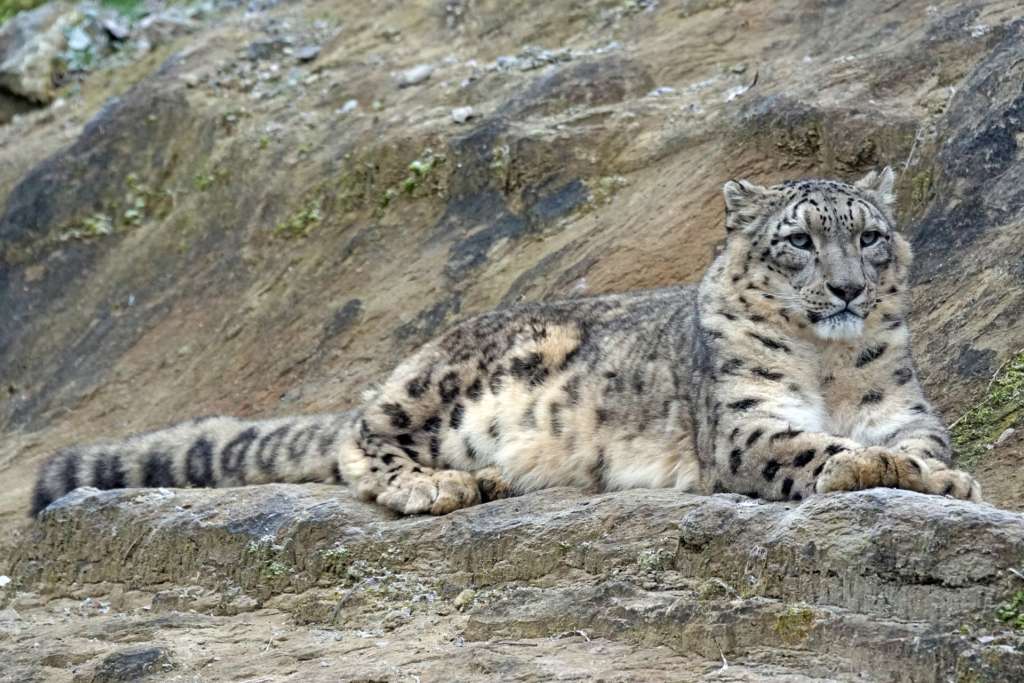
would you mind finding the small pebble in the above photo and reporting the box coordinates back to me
[453,588,475,610]
[450,106,474,123]
[67,27,92,52]
[397,63,433,87]
[295,45,321,63]
[102,18,131,41]
[338,99,358,114]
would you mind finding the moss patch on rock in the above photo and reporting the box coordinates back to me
[773,605,816,645]
[273,195,323,238]
[910,169,933,209]
[193,167,228,192]
[58,213,114,242]
[996,590,1024,630]
[951,349,1024,470]
[380,149,447,210]
[0,0,45,23]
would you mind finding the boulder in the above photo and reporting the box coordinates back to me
[0,2,79,103]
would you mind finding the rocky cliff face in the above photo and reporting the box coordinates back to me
[0,0,1022,680]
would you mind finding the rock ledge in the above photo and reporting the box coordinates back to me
[12,486,1024,681]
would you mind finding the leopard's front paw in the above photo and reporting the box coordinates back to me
[815,447,982,502]
[815,447,928,495]
[926,466,983,502]
[375,469,481,515]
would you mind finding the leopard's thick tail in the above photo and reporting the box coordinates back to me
[30,412,355,515]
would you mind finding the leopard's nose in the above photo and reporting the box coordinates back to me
[827,283,864,303]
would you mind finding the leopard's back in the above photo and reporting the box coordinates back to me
[343,286,703,508]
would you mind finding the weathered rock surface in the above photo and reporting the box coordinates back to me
[0,2,77,104]
[6,486,1024,681]
[0,0,1023,680]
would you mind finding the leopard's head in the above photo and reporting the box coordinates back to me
[721,167,911,341]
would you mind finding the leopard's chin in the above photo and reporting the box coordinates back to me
[811,310,864,341]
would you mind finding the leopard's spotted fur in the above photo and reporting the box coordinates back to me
[30,167,981,516]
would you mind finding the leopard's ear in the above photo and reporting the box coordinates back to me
[855,166,896,210]
[723,179,771,233]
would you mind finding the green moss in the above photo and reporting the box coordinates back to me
[636,548,674,572]
[274,195,323,238]
[587,175,629,206]
[264,561,291,578]
[337,160,376,212]
[193,172,216,191]
[376,149,446,212]
[0,0,45,23]
[379,187,398,210]
[393,150,445,200]
[406,154,439,180]
[121,173,173,227]
[242,537,295,583]
[191,166,229,192]
[123,175,147,226]
[59,214,114,241]
[773,605,815,645]
[950,349,1024,470]
[490,144,511,186]
[910,170,933,209]
[319,545,352,575]
[995,590,1024,630]
[332,144,449,217]
[697,578,737,601]
[99,0,145,19]
[320,546,350,561]
[1,175,171,266]
[6,210,118,262]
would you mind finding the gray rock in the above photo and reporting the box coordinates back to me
[295,45,320,62]
[11,486,1024,680]
[101,17,131,42]
[0,2,81,103]
[66,26,92,52]
[450,105,474,123]
[494,45,574,72]
[91,646,175,682]
[61,15,118,73]
[246,37,291,61]
[133,9,197,50]
[397,63,433,87]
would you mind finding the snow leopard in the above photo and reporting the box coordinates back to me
[30,167,981,517]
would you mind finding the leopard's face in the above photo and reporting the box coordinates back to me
[723,168,909,341]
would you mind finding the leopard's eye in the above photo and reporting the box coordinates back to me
[860,230,881,248]
[787,232,813,250]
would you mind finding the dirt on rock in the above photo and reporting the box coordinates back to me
[0,0,1023,680]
